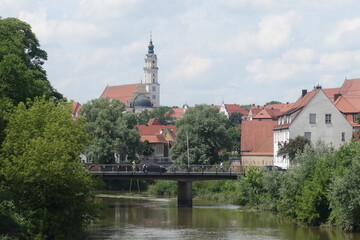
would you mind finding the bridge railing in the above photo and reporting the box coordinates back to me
[85,163,245,175]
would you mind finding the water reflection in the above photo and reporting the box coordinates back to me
[86,194,360,240]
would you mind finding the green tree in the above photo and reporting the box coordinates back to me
[329,141,360,231]
[225,127,241,154]
[80,98,141,163]
[277,141,333,221]
[0,98,99,239]
[170,104,230,165]
[265,101,282,105]
[0,17,62,146]
[228,112,243,127]
[136,106,175,125]
[277,136,311,164]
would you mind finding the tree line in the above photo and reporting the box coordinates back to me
[236,140,360,231]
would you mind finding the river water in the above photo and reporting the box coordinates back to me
[86,193,360,240]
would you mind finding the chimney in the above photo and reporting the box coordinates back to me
[334,93,342,102]
[302,89,307,97]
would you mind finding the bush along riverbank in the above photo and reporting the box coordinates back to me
[148,140,360,232]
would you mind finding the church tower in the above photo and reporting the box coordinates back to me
[143,37,160,107]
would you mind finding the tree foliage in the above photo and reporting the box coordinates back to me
[0,98,99,239]
[80,98,141,163]
[329,141,360,231]
[0,17,62,146]
[170,104,230,165]
[228,112,243,127]
[136,106,174,125]
[265,101,282,105]
[277,135,311,164]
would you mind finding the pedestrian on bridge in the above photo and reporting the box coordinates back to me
[220,162,224,172]
[132,160,136,173]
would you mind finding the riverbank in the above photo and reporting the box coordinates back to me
[146,140,360,233]
[87,192,360,240]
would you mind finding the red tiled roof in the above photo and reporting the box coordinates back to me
[136,125,176,136]
[283,89,319,115]
[334,96,359,113]
[323,88,341,101]
[171,108,185,119]
[224,104,249,116]
[100,83,140,105]
[339,78,360,110]
[148,118,159,125]
[140,135,167,143]
[241,120,277,153]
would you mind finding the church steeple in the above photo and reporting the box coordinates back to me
[148,36,154,54]
[143,35,160,107]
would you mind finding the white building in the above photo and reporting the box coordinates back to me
[274,87,353,169]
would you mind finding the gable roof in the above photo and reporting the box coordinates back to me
[334,95,359,113]
[171,108,185,119]
[224,104,249,116]
[283,89,319,115]
[100,83,140,105]
[241,120,277,154]
[323,87,341,101]
[339,78,360,110]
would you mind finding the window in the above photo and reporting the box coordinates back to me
[152,86,156,91]
[152,95,156,99]
[325,114,332,124]
[304,132,311,141]
[309,113,316,124]
[353,114,359,123]
[342,132,345,142]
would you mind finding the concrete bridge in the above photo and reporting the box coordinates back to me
[88,164,244,207]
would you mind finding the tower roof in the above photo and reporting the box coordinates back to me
[148,38,154,54]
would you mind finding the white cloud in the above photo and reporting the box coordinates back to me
[223,11,300,54]
[246,58,311,84]
[325,16,360,46]
[122,41,144,54]
[170,54,213,80]
[18,10,57,44]
[224,0,274,9]
[320,50,360,72]
[77,0,140,19]
[56,20,106,43]
[282,48,315,63]
[257,11,300,50]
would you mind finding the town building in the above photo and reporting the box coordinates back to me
[100,38,160,112]
[274,87,353,169]
[136,119,176,162]
[219,102,249,120]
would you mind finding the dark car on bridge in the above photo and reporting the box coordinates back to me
[263,165,286,171]
[141,163,167,173]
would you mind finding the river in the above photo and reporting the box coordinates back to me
[85,192,360,240]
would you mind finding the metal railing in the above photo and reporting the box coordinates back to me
[86,163,245,175]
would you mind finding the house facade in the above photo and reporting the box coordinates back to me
[274,88,353,169]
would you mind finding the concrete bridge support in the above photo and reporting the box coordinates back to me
[177,181,192,207]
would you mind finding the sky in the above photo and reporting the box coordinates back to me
[2,0,360,107]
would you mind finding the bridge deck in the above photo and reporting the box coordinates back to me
[90,171,241,181]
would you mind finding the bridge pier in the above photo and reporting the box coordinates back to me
[177,181,192,207]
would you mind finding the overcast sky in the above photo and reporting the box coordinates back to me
[2,0,360,107]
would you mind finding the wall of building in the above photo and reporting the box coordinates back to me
[241,155,273,166]
[290,90,352,148]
